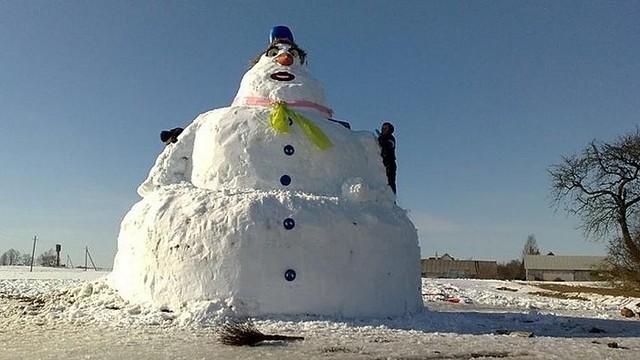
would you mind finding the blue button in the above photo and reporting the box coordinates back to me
[284,145,295,156]
[283,218,295,230]
[284,269,296,281]
[280,175,291,186]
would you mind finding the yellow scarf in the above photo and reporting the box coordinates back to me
[269,102,333,150]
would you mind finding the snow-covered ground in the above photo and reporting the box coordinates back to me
[2,266,639,359]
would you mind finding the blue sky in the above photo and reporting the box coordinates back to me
[1,1,638,268]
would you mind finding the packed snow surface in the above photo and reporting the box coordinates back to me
[2,267,640,359]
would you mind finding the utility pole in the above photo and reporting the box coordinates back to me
[85,246,98,271]
[29,236,37,272]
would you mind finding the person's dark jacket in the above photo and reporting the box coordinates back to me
[378,133,396,165]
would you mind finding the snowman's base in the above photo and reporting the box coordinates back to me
[110,183,422,318]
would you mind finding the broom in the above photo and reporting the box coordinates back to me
[218,321,305,346]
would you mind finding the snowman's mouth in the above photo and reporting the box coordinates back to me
[270,71,295,82]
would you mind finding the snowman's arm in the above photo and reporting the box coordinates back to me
[137,122,199,197]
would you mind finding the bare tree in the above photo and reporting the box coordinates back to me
[496,259,525,280]
[38,249,58,267]
[523,234,540,257]
[549,128,640,287]
[0,249,22,265]
[21,253,32,266]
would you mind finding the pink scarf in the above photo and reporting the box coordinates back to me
[232,96,334,118]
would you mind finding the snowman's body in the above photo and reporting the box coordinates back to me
[109,31,422,317]
[189,106,387,195]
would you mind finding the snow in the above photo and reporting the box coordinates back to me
[109,29,421,317]
[2,266,640,359]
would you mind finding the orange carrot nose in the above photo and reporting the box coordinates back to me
[276,53,294,66]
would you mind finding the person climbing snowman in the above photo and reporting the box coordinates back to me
[377,122,397,194]
[160,127,184,145]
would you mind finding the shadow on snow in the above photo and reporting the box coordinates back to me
[250,305,640,339]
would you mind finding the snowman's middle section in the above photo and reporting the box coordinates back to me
[190,106,388,196]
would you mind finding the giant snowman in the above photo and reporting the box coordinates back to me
[109,26,422,318]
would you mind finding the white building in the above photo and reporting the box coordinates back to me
[523,254,607,281]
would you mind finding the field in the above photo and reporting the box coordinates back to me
[1,266,640,359]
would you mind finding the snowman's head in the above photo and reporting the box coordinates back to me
[250,38,307,68]
[233,29,329,113]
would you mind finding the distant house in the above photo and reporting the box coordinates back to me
[523,254,607,281]
[420,253,498,279]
